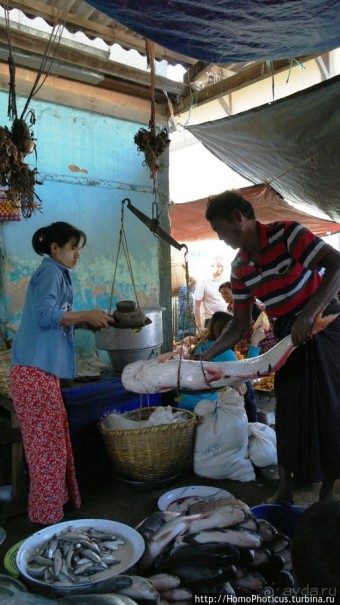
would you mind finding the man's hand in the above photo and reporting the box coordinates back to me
[290,313,314,346]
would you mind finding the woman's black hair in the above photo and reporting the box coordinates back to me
[207,311,233,341]
[32,222,87,256]
[206,190,256,222]
[219,281,232,291]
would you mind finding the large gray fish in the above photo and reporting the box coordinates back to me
[117,575,160,604]
[148,573,181,591]
[136,511,181,541]
[231,570,267,594]
[138,514,200,570]
[122,312,337,394]
[187,504,248,533]
[57,594,137,605]
[174,526,263,550]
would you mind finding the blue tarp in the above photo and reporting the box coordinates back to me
[85,0,340,63]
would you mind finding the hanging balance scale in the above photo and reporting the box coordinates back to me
[107,198,188,330]
[106,199,154,330]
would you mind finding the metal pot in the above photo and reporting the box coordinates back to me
[95,307,165,372]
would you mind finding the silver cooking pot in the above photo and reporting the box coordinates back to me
[95,307,165,372]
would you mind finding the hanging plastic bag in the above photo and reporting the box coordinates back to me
[248,421,278,467]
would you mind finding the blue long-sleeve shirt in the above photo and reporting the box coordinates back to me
[11,257,76,378]
[178,340,260,411]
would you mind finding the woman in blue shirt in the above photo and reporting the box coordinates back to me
[10,221,112,527]
[178,311,264,418]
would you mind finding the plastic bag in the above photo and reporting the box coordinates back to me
[193,389,256,482]
[100,405,187,431]
[248,421,277,467]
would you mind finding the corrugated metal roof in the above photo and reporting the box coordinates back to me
[3,0,197,67]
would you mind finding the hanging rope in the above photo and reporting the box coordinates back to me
[19,18,67,121]
[146,39,156,135]
[107,200,141,315]
[4,3,17,121]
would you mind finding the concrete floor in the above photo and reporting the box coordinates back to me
[2,445,340,582]
[2,384,340,597]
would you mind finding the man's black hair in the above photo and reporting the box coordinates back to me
[206,190,256,222]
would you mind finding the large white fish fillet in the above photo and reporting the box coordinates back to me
[122,312,337,394]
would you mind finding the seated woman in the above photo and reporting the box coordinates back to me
[177,311,265,421]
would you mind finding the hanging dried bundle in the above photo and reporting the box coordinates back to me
[134,123,170,179]
[11,118,36,155]
[0,124,41,218]
[134,39,170,181]
[1,5,68,219]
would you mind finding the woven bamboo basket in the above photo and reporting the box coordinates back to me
[99,407,198,482]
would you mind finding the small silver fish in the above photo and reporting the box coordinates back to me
[53,548,63,579]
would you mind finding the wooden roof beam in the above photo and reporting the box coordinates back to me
[0,24,188,98]
[174,54,320,114]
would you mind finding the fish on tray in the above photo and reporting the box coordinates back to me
[122,311,337,394]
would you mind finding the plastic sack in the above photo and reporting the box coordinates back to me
[193,389,256,482]
[248,421,278,467]
[100,405,187,431]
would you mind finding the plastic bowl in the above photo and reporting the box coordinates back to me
[16,518,144,593]
[251,503,307,538]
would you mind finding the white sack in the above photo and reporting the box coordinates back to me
[193,388,255,482]
[248,422,278,467]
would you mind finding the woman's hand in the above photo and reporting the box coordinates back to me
[251,327,266,347]
[86,309,115,329]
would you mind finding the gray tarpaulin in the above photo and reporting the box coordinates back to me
[188,76,340,221]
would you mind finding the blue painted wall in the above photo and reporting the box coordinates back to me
[0,92,172,356]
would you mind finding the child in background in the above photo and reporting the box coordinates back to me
[178,311,265,420]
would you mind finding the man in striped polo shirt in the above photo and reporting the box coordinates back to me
[202,190,340,504]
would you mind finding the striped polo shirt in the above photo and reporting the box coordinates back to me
[231,221,330,317]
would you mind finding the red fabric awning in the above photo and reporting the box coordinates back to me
[170,184,340,243]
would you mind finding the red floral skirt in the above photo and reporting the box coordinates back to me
[10,366,81,524]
